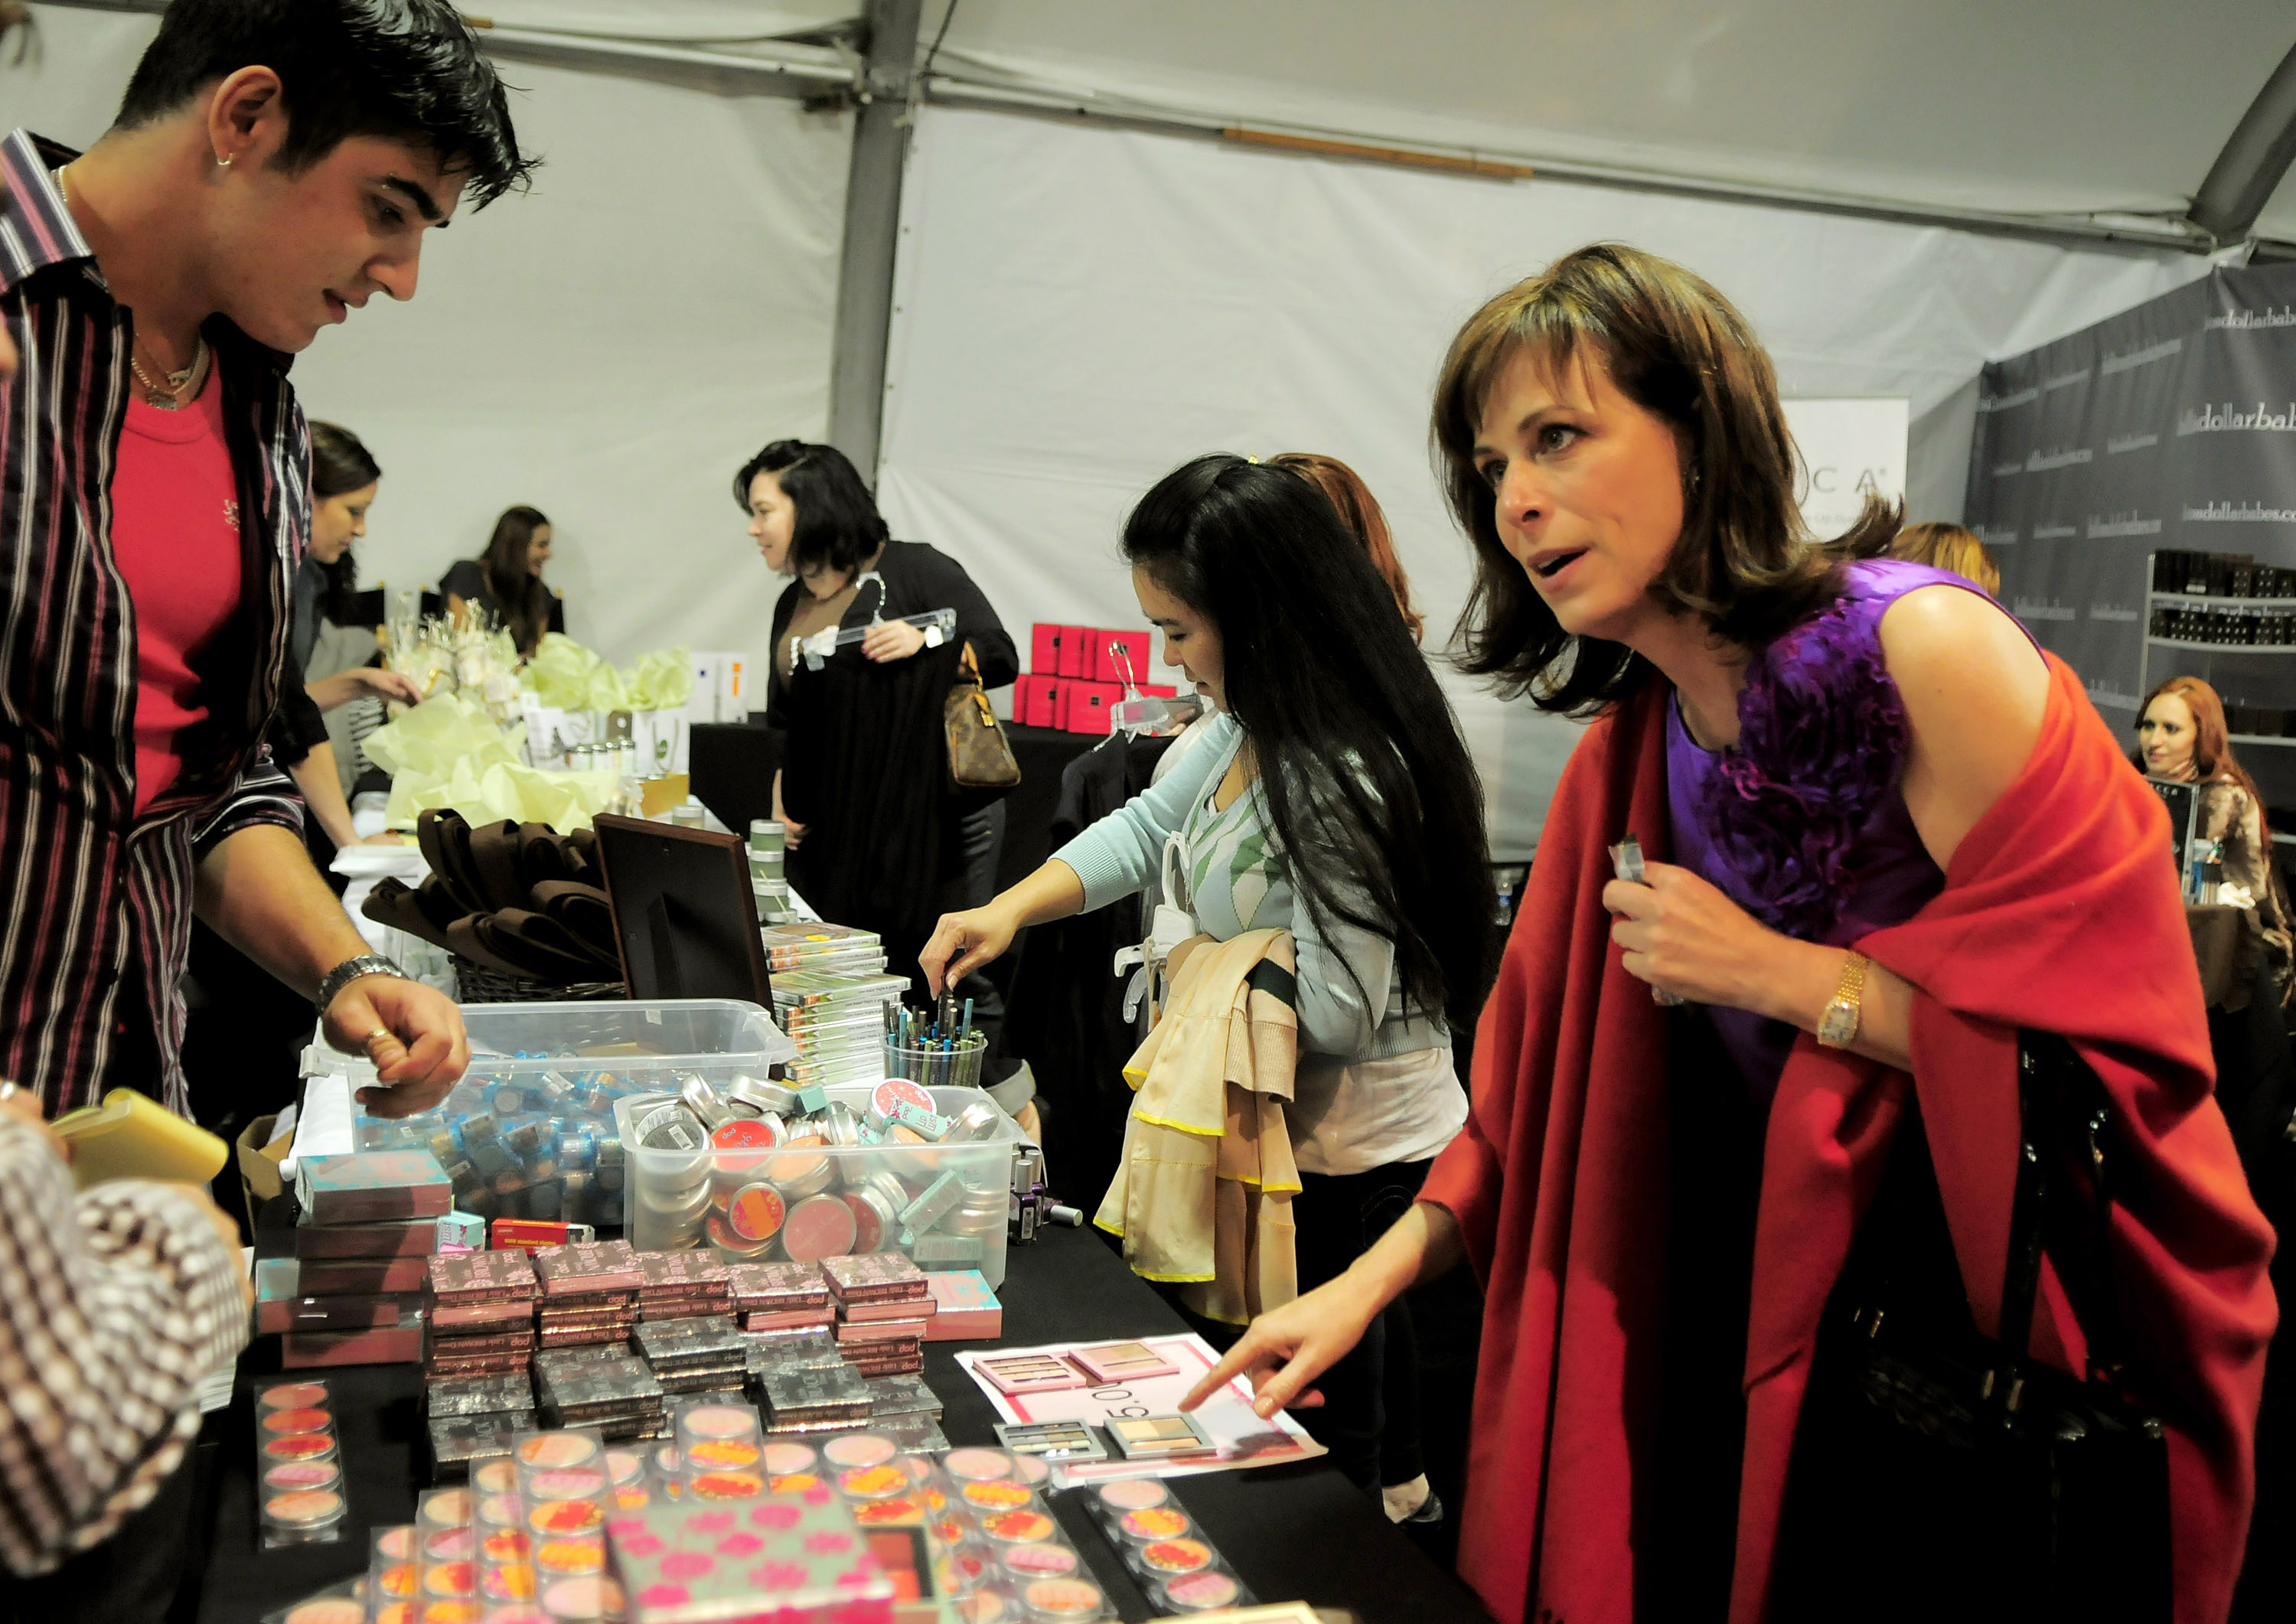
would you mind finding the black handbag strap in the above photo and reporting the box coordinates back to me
[1991,1032,2131,1418]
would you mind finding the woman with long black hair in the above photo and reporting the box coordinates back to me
[921,454,1498,1502]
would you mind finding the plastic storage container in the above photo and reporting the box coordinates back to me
[614,1083,1021,1289]
[354,1000,797,1228]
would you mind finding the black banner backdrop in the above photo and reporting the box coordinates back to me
[1965,261,2296,755]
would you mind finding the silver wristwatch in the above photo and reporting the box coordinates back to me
[315,952,409,1009]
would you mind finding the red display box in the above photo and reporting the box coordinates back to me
[1061,680,1123,735]
[1019,675,1063,729]
[1091,629,1151,686]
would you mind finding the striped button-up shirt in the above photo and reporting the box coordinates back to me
[2,129,305,1116]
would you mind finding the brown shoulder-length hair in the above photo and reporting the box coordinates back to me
[1892,521,1999,596]
[1269,452,1424,643]
[1433,243,1900,715]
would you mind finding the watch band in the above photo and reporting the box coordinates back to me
[1815,951,1868,1048]
[315,952,409,1009]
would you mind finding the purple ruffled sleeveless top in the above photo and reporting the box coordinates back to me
[1666,559,2036,1099]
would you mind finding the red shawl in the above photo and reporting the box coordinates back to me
[1419,655,2275,1624]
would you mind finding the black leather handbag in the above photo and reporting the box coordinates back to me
[1772,1033,2171,1622]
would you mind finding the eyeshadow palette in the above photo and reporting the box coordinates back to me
[820,1251,929,1305]
[846,1352,925,1379]
[860,1375,941,1419]
[760,1365,873,1433]
[425,1372,538,1419]
[427,1414,531,1476]
[426,1247,539,1304]
[993,1420,1108,1463]
[742,1307,838,1335]
[254,1290,415,1336]
[923,1270,1002,1342]
[1102,1414,1219,1463]
[296,1150,453,1225]
[835,1317,928,1346]
[432,1296,540,1333]
[972,1354,1088,1397]
[531,1238,645,1297]
[275,1215,441,1258]
[1069,1342,1182,1384]
[745,1329,846,1376]
[725,1260,830,1313]
[634,1317,748,1371]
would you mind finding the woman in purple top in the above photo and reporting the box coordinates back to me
[1667,556,2040,1097]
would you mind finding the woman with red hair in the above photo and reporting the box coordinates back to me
[2140,674,2293,1006]
[1189,245,2275,1623]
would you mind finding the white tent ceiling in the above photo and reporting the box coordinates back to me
[449,0,2296,246]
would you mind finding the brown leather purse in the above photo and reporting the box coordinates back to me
[946,642,1021,793]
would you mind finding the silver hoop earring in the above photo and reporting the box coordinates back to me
[216,155,233,169]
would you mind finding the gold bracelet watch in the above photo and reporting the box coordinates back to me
[1815,951,1868,1048]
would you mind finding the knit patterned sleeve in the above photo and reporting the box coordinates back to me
[0,1117,249,1576]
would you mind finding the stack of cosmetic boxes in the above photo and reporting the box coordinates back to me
[256,1150,456,1369]
[422,1246,540,1477]
[1013,623,1175,735]
[823,1253,932,1376]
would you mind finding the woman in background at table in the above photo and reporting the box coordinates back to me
[2138,673,2293,1006]
[921,454,1498,1511]
[271,422,422,851]
[739,439,1019,1013]
[443,504,563,657]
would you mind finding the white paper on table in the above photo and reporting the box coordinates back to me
[955,1333,1326,1482]
[282,1073,357,1178]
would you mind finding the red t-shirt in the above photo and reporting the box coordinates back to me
[110,364,243,816]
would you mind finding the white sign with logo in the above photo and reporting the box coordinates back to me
[1782,397,1910,540]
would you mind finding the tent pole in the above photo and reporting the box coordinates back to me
[827,0,922,481]
[2187,41,2296,247]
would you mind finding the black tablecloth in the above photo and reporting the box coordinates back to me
[200,1225,1491,1624]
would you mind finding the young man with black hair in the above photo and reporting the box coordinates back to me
[0,4,533,1616]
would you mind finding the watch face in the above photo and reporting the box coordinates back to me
[1818,999,1857,1045]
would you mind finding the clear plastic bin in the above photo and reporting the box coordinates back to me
[354,999,797,1229]
[615,1083,1019,1288]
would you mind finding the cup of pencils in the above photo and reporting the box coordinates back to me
[883,996,988,1089]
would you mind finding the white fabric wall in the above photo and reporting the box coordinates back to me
[8,4,850,683]
[875,106,2213,857]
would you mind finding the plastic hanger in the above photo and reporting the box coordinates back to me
[1107,639,1202,735]
[791,573,958,671]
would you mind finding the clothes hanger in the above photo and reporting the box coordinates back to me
[790,575,959,672]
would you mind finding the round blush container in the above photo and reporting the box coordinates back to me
[478,1494,526,1529]
[726,1183,787,1243]
[998,1543,1080,1580]
[837,1464,909,1501]
[484,1566,538,1603]
[980,1511,1057,1545]
[473,1460,520,1495]
[419,1488,473,1526]
[963,1480,1035,1512]
[871,1080,935,1119]
[1117,1508,1191,1543]
[263,1488,344,1531]
[524,1468,608,1502]
[954,1592,1007,1624]
[822,1433,898,1470]
[678,1404,758,1441]
[687,1471,765,1500]
[422,1525,477,1562]
[1020,1579,1107,1621]
[263,1433,337,1465]
[1011,1456,1052,1488]
[263,1460,341,1494]
[259,1382,331,1410]
[279,1598,364,1624]
[780,1193,857,1261]
[541,1577,608,1620]
[761,1441,817,1476]
[377,1526,419,1561]
[1159,1573,1243,1613]
[942,1447,1015,1482]
[377,1561,419,1599]
[423,1560,478,1598]
[533,1538,605,1576]
[482,1528,531,1564]
[261,1406,333,1434]
[1135,1539,1214,1577]
[605,1448,647,1486]
[527,1499,604,1537]
[684,1440,761,1471]
[1094,1479,1169,1513]
[517,1433,599,1469]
